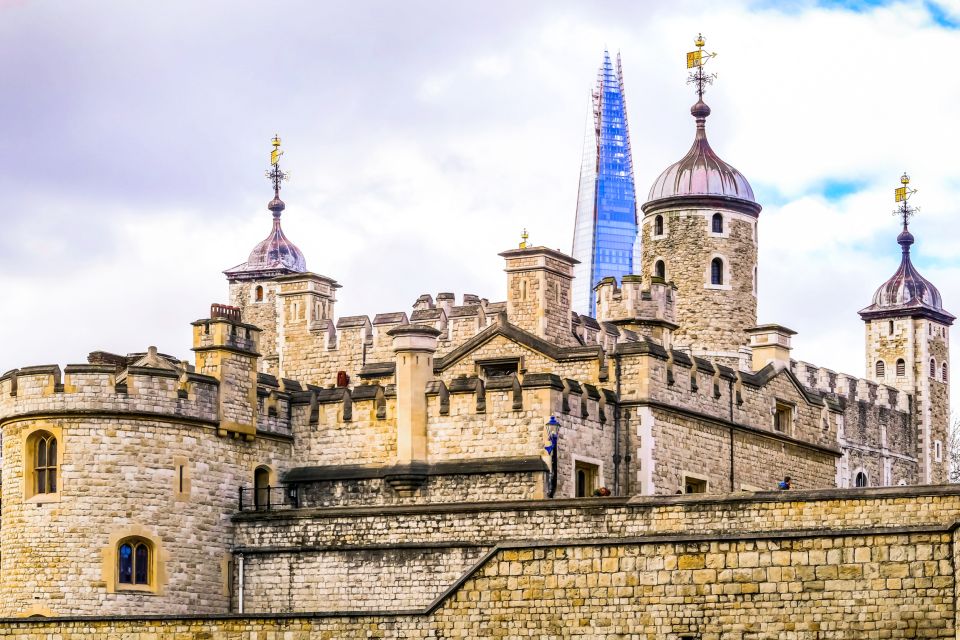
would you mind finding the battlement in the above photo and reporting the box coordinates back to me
[0,364,220,425]
[790,359,911,413]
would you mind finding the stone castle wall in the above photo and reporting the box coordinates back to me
[0,366,292,617]
[640,207,757,359]
[4,487,953,637]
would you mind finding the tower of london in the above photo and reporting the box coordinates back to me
[2,38,959,639]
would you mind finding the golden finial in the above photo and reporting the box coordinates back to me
[519,228,529,249]
[270,134,283,167]
[686,33,717,101]
[895,172,916,203]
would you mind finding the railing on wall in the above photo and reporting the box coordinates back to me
[238,485,298,512]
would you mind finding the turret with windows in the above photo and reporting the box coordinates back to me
[640,35,759,367]
[859,174,954,483]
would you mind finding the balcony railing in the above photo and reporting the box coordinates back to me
[238,485,298,512]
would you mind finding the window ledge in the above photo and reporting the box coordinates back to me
[26,493,61,504]
[704,283,732,291]
[116,584,157,594]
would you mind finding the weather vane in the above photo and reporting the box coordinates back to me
[266,134,289,195]
[519,228,529,249]
[893,172,918,228]
[686,33,717,101]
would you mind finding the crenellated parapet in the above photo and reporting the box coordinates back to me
[0,364,220,426]
[594,275,678,347]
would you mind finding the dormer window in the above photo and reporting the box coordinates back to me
[711,213,723,233]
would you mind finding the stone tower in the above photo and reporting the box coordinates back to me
[859,194,954,484]
[499,245,578,346]
[224,137,320,377]
[640,97,761,367]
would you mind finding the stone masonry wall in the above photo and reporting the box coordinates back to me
[641,207,757,358]
[2,487,959,636]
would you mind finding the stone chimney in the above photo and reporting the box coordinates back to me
[388,324,441,464]
[499,246,578,345]
[746,324,796,371]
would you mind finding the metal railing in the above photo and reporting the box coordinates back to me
[238,485,298,512]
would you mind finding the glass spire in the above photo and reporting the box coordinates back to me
[571,51,639,316]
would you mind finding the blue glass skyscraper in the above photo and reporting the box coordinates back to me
[571,51,639,316]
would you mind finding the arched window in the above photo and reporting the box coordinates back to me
[854,471,868,488]
[654,260,666,280]
[31,431,57,496]
[254,466,271,510]
[118,538,151,586]
[711,213,723,233]
[942,362,948,382]
[930,358,936,378]
[255,285,264,302]
[654,215,664,236]
[875,360,885,378]
[710,258,723,285]
[896,359,906,377]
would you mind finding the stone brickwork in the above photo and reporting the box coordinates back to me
[0,365,292,617]
[640,207,758,363]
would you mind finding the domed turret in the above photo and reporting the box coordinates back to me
[647,100,756,207]
[859,223,953,323]
[224,136,307,280]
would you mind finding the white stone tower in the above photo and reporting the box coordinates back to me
[859,174,954,484]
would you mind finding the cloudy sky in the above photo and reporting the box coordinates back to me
[1,0,959,394]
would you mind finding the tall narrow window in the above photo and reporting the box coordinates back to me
[875,360,885,378]
[118,538,151,586]
[888,320,894,335]
[34,433,57,495]
[942,362,948,382]
[654,260,665,280]
[896,359,906,377]
[711,213,723,233]
[255,285,264,302]
[930,358,936,378]
[710,258,723,285]
[654,215,664,236]
[254,466,271,510]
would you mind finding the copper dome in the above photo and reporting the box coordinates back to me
[859,226,954,323]
[224,196,307,280]
[647,100,756,204]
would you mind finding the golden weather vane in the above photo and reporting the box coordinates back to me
[519,228,529,249]
[894,172,918,228]
[686,33,718,100]
[266,134,289,195]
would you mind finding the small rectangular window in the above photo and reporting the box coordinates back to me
[684,477,707,494]
[774,402,793,433]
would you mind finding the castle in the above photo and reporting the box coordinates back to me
[1,41,958,639]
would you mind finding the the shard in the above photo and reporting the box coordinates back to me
[571,51,639,316]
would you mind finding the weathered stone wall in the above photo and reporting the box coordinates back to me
[229,280,281,376]
[640,207,757,359]
[0,488,958,635]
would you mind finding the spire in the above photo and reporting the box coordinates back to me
[266,134,289,219]
[859,173,954,324]
[645,35,757,209]
[223,136,307,280]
